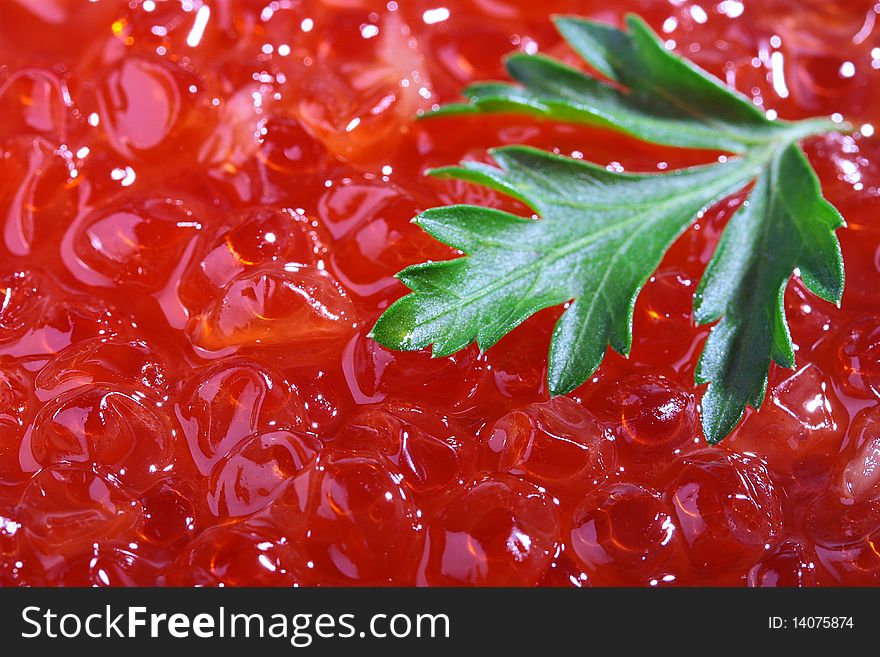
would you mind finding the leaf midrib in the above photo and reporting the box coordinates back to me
[411,154,765,331]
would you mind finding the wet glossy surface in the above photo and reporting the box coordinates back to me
[1,0,879,586]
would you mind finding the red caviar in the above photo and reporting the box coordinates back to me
[1,0,879,586]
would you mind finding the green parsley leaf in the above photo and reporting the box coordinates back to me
[435,15,834,152]
[369,14,847,444]
[694,144,844,442]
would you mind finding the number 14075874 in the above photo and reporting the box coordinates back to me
[769,617,855,630]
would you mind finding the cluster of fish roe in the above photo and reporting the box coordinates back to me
[1,0,879,586]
